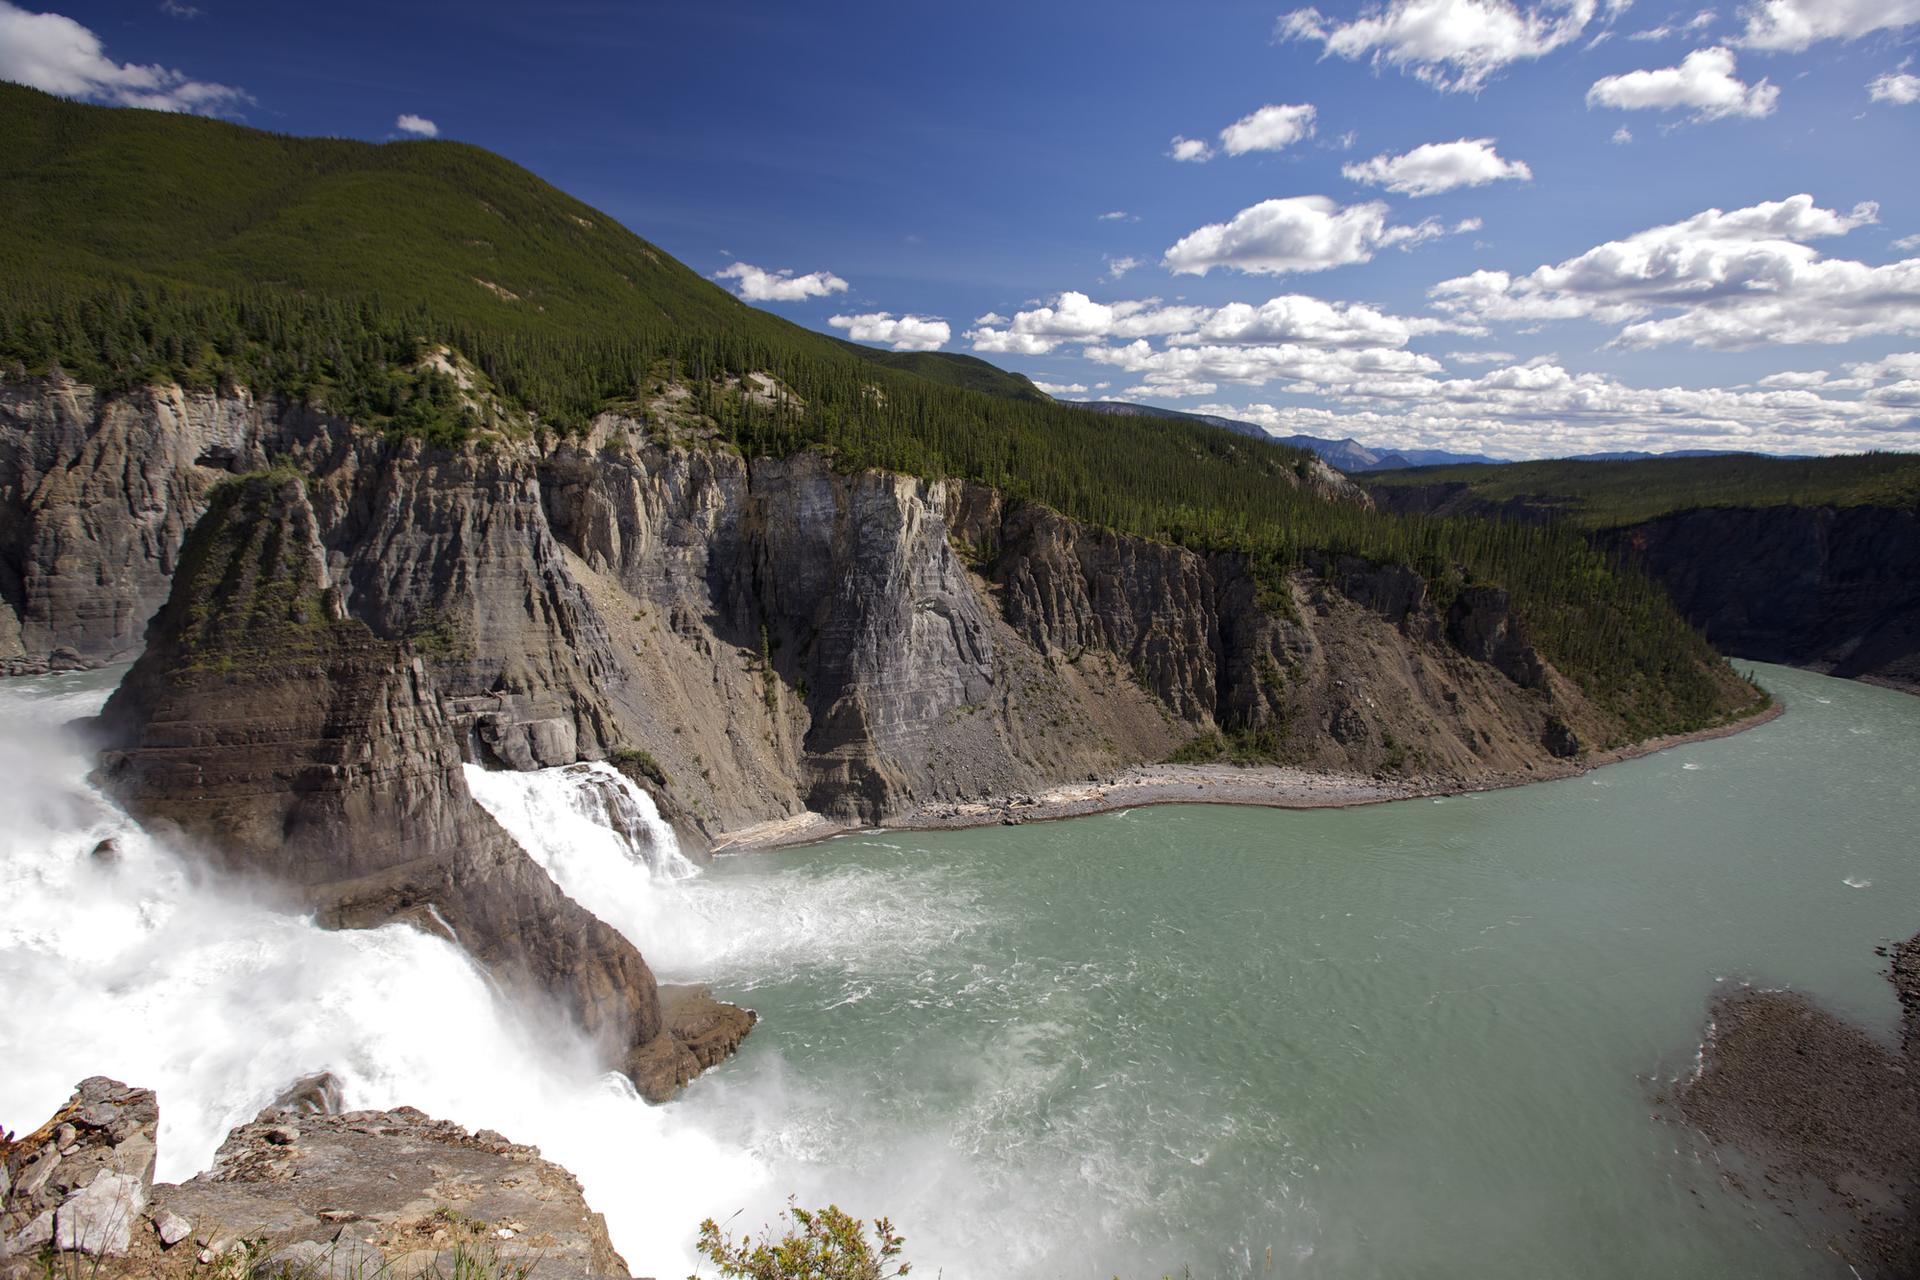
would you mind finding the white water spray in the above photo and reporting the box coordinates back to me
[464,759,697,885]
[0,674,763,1275]
[1,672,1013,1279]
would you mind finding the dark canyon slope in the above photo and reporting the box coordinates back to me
[1370,455,1920,694]
[0,84,1763,1105]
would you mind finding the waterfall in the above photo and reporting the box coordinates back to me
[0,673,763,1276]
[463,759,698,882]
[463,761,707,968]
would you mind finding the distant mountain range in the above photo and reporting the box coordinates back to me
[1075,402,1498,471]
[1073,401,1779,472]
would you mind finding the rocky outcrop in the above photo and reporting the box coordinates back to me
[1602,505,1920,694]
[1443,586,1545,690]
[92,473,742,1100]
[0,1077,157,1265]
[1,1079,632,1280]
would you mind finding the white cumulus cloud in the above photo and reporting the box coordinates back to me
[828,312,951,351]
[967,290,1466,358]
[714,262,850,303]
[1342,137,1532,197]
[1735,0,1920,51]
[1031,381,1091,396]
[1163,195,1460,277]
[0,0,250,113]
[1277,0,1604,93]
[1188,355,1920,457]
[1587,47,1779,120]
[1170,102,1319,165]
[967,293,1211,355]
[1429,194,1920,349]
[1219,103,1319,155]
[1869,66,1920,105]
[395,113,438,138]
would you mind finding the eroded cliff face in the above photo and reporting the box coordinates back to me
[92,473,744,1101]
[12,376,1636,844]
[12,374,1657,1097]
[0,380,342,667]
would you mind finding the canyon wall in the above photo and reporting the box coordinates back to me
[1371,480,1920,694]
[4,377,1629,830]
[1598,506,1920,693]
[6,376,1656,1086]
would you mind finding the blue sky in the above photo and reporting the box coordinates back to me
[4,0,1919,456]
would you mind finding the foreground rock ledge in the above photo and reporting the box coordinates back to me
[1,1078,636,1280]
[1667,932,1920,1280]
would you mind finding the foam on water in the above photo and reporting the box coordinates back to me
[0,675,763,1275]
[1,675,1007,1277]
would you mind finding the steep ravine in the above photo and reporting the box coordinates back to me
[1598,506,1920,694]
[1371,482,1920,695]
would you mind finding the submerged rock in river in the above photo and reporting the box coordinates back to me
[1669,932,1920,1279]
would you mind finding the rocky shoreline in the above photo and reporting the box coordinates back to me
[713,698,1786,851]
[1665,932,1920,1280]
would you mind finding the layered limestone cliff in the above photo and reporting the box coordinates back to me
[12,374,1657,844]
[92,472,749,1101]
[9,372,1726,1105]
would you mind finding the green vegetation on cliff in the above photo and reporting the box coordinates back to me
[1369,453,1920,527]
[0,82,1756,737]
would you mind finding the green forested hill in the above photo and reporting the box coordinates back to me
[0,82,1757,737]
[1369,453,1920,527]
[0,82,761,340]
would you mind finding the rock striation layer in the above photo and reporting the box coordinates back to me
[6,376,1648,838]
[92,472,748,1100]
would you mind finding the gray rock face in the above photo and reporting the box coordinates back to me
[1444,586,1546,690]
[0,379,342,664]
[1,1080,635,1280]
[9,378,1636,841]
[1600,505,1920,694]
[92,475,736,1099]
[1,1078,159,1266]
[54,1172,144,1257]
[153,1209,192,1247]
